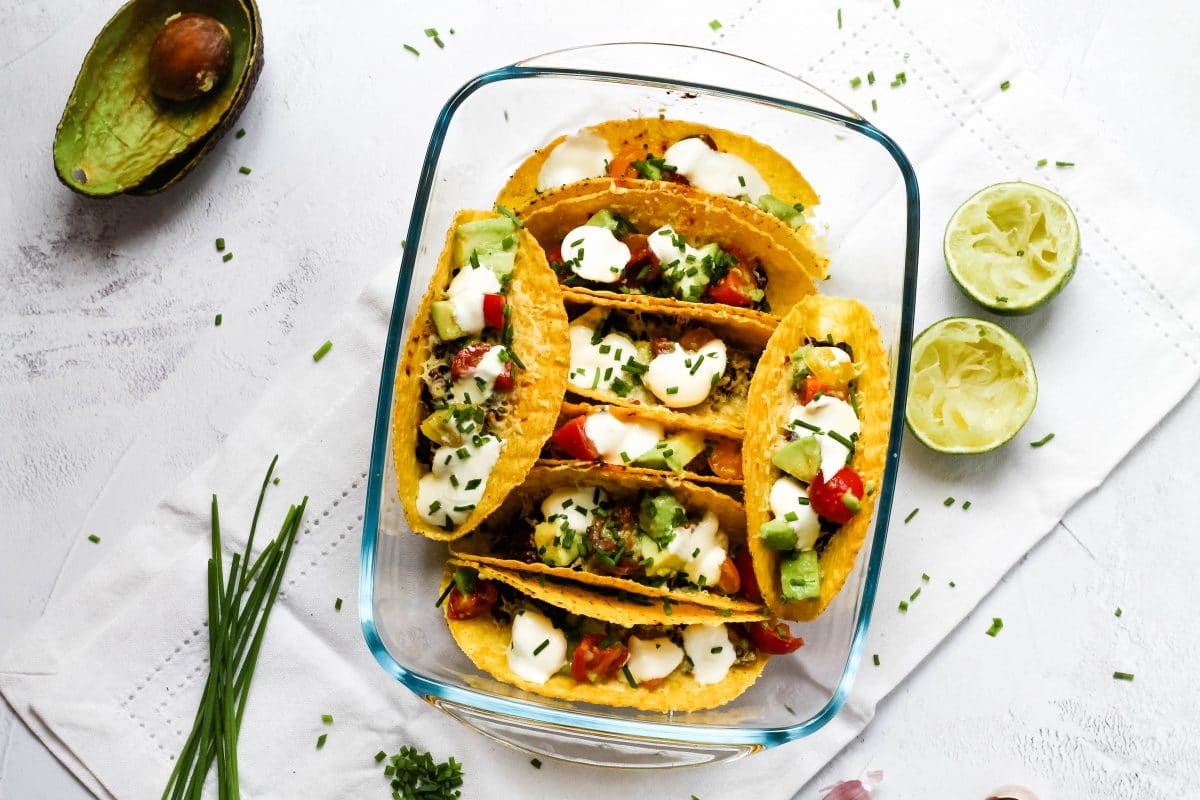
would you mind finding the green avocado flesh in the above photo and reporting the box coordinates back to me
[54,0,262,197]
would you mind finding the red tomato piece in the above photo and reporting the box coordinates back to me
[706,438,743,480]
[678,327,716,352]
[799,375,847,404]
[445,580,498,621]
[808,467,865,525]
[482,293,506,329]
[734,547,762,603]
[651,337,675,356]
[706,264,757,307]
[546,243,563,264]
[450,342,515,392]
[551,416,599,461]
[571,634,630,683]
[607,147,642,179]
[745,618,804,654]
[712,555,741,595]
[493,361,515,392]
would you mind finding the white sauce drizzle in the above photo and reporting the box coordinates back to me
[681,624,736,685]
[416,434,503,527]
[561,225,631,284]
[663,138,770,202]
[583,409,664,465]
[536,130,612,191]
[507,609,568,684]
[644,339,727,408]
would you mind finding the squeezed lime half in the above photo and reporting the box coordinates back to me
[906,317,1037,454]
[944,182,1079,315]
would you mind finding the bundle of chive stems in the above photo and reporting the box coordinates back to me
[162,457,307,799]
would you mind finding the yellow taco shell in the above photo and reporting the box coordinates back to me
[449,463,763,613]
[443,561,768,712]
[392,210,569,540]
[743,296,891,620]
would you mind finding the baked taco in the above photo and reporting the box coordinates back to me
[518,184,824,322]
[440,560,770,712]
[562,297,773,437]
[496,118,819,233]
[449,463,762,613]
[542,401,744,487]
[743,296,890,620]
[393,210,569,540]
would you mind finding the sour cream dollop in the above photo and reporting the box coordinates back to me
[540,485,608,535]
[446,344,508,406]
[561,224,631,284]
[682,624,736,685]
[416,434,503,527]
[660,510,729,586]
[644,339,727,408]
[507,609,568,684]
[446,263,501,335]
[536,130,612,192]
[567,323,641,396]
[626,636,684,683]
[768,475,822,550]
[787,395,861,479]
[583,409,663,465]
[663,138,770,202]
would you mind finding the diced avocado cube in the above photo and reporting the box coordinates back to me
[430,300,466,341]
[533,521,582,567]
[633,431,706,473]
[419,405,479,447]
[756,194,805,228]
[585,209,620,230]
[634,534,681,577]
[639,491,685,543]
[771,436,822,482]
[758,519,799,551]
[780,549,821,602]
[454,217,517,280]
[663,242,717,302]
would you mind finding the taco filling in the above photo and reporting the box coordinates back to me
[441,566,757,689]
[546,406,744,481]
[535,130,806,229]
[565,306,755,420]
[546,209,769,311]
[413,218,527,530]
[758,340,867,601]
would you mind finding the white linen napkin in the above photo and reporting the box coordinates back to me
[4,1,1199,798]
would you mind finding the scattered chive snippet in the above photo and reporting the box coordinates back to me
[871,98,878,112]
[986,617,1004,637]
[1000,80,1011,91]
[374,750,387,763]
[316,734,327,749]
[1056,161,1075,167]
[1030,432,1055,448]
[494,203,524,228]
[921,573,930,582]
[910,587,921,601]
[238,166,252,175]
[962,500,972,510]
[867,70,876,85]
[904,507,919,524]
[949,580,957,588]
[873,653,880,666]
[850,76,862,89]
[709,19,722,30]
[312,340,333,362]
[87,533,101,543]
[235,128,246,139]
[1113,671,1134,682]
[837,8,843,28]
[943,496,955,507]
[623,665,638,688]
[1115,607,1123,618]
[223,252,233,263]
[322,714,333,724]
[403,44,420,56]
[898,600,909,612]
[272,477,280,485]
[530,758,542,769]
[214,313,223,327]
[215,237,226,252]
[1036,158,1048,167]
[334,597,343,611]
[893,0,900,7]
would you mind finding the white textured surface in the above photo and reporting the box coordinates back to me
[2,0,1198,798]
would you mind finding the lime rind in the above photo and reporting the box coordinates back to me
[944,182,1079,315]
[905,317,1037,454]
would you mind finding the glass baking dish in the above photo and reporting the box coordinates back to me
[360,43,919,768]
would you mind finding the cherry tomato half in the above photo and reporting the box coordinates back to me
[607,147,643,179]
[450,343,515,392]
[712,555,742,595]
[808,467,865,525]
[706,438,743,480]
[445,580,498,621]
[734,547,762,603]
[550,416,599,461]
[482,293,506,329]
[571,634,630,683]
[706,264,758,307]
[746,618,804,654]
[678,327,717,352]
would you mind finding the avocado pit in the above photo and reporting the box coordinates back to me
[148,12,232,101]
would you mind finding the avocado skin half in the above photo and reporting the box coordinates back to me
[53,0,263,198]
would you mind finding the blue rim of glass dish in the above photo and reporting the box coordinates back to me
[360,47,920,748]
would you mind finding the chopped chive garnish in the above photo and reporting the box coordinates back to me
[222,252,233,262]
[530,758,543,769]
[904,507,919,524]
[1113,671,1134,681]
[495,203,524,228]
[708,19,722,30]
[403,43,420,56]
[1000,80,1011,91]
[1115,607,1123,617]
[1036,158,1048,167]
[850,76,862,88]
[322,713,333,724]
[898,600,909,612]
[312,340,333,362]
[623,665,638,687]
[837,8,843,28]
[374,750,387,763]
[424,27,438,36]
[949,580,956,588]
[710,646,723,654]
[867,70,876,85]
[986,617,1004,637]
[871,98,878,112]
[1030,432,1055,448]
[533,639,550,656]
[235,128,246,138]
[962,500,972,510]
[828,430,855,451]
[921,573,930,582]
[215,237,226,251]
[214,313,222,327]
[434,581,455,608]
[1055,161,1075,167]
[334,597,343,611]
[665,386,679,395]
[87,533,101,543]
[910,587,921,601]
[873,653,880,666]
[943,496,955,507]
[272,476,280,484]
[238,166,252,175]
[316,734,327,749]
[892,0,900,7]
